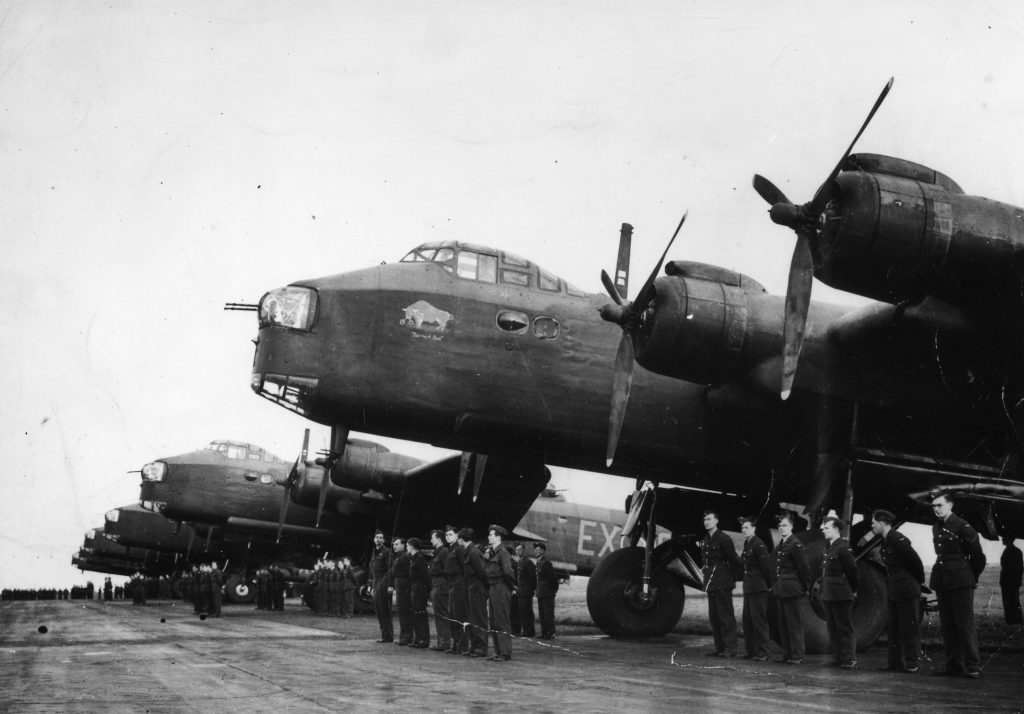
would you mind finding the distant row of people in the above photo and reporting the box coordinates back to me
[700,492,998,678]
[304,558,357,616]
[178,563,224,617]
[366,525,560,662]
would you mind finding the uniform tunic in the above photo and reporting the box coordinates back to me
[930,513,985,675]
[535,555,559,639]
[772,535,811,661]
[464,543,490,655]
[741,535,774,658]
[430,544,451,648]
[700,529,740,655]
[368,545,394,641]
[389,551,413,645]
[820,537,859,665]
[409,551,431,646]
[880,529,924,670]
[445,542,468,652]
[517,556,537,638]
[999,542,1022,625]
[485,544,516,658]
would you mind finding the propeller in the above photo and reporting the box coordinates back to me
[316,425,349,527]
[752,77,893,400]
[277,428,310,542]
[598,211,688,466]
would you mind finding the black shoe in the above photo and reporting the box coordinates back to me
[903,665,920,673]
[839,661,857,670]
[963,670,981,679]
[784,658,804,665]
[751,655,768,662]
[413,643,429,649]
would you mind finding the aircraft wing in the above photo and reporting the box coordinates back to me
[388,453,550,536]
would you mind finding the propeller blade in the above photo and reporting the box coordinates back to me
[808,77,893,214]
[316,461,332,527]
[752,174,791,207]
[633,210,688,310]
[614,223,633,300]
[781,233,814,400]
[458,452,472,495]
[601,270,623,306]
[276,481,291,543]
[606,331,636,467]
[472,454,488,503]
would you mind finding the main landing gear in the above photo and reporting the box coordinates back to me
[586,485,696,638]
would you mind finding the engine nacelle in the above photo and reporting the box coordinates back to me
[817,153,1024,306]
[633,262,776,385]
[289,440,421,508]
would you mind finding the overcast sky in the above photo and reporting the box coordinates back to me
[3,2,1022,587]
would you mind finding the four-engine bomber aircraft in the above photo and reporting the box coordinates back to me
[134,436,635,607]
[245,79,1024,652]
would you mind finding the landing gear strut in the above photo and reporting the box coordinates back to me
[586,485,693,638]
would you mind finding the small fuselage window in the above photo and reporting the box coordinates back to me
[496,310,530,334]
[533,316,560,339]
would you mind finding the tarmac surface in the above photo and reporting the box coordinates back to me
[1,598,1022,714]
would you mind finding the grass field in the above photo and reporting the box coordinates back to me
[554,566,1024,653]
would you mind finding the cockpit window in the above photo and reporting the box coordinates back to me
[501,270,530,287]
[502,251,530,268]
[457,251,498,283]
[203,441,288,464]
[259,287,318,331]
[538,269,559,292]
[399,242,584,295]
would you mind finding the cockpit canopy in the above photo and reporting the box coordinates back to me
[400,241,587,297]
[203,440,288,464]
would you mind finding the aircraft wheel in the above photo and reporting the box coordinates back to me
[586,547,684,638]
[224,575,257,604]
[777,532,887,654]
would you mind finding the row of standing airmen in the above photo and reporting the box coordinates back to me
[177,563,224,617]
[367,525,560,662]
[700,492,990,678]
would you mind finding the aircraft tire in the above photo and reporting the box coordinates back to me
[775,532,887,654]
[586,547,684,638]
[224,575,257,604]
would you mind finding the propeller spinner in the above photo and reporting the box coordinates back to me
[752,77,893,400]
[598,212,688,467]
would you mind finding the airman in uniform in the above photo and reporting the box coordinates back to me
[389,537,413,645]
[871,509,924,673]
[209,562,223,617]
[340,556,356,618]
[408,537,431,648]
[515,543,536,638]
[772,513,810,664]
[368,531,394,643]
[930,492,986,678]
[444,526,467,654]
[429,530,452,651]
[271,567,285,611]
[700,510,740,657]
[819,517,859,669]
[461,528,490,657]
[484,525,515,661]
[535,542,559,639]
[328,559,342,617]
[738,516,773,661]
[1000,536,1023,625]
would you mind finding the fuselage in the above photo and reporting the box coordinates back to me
[251,248,779,495]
